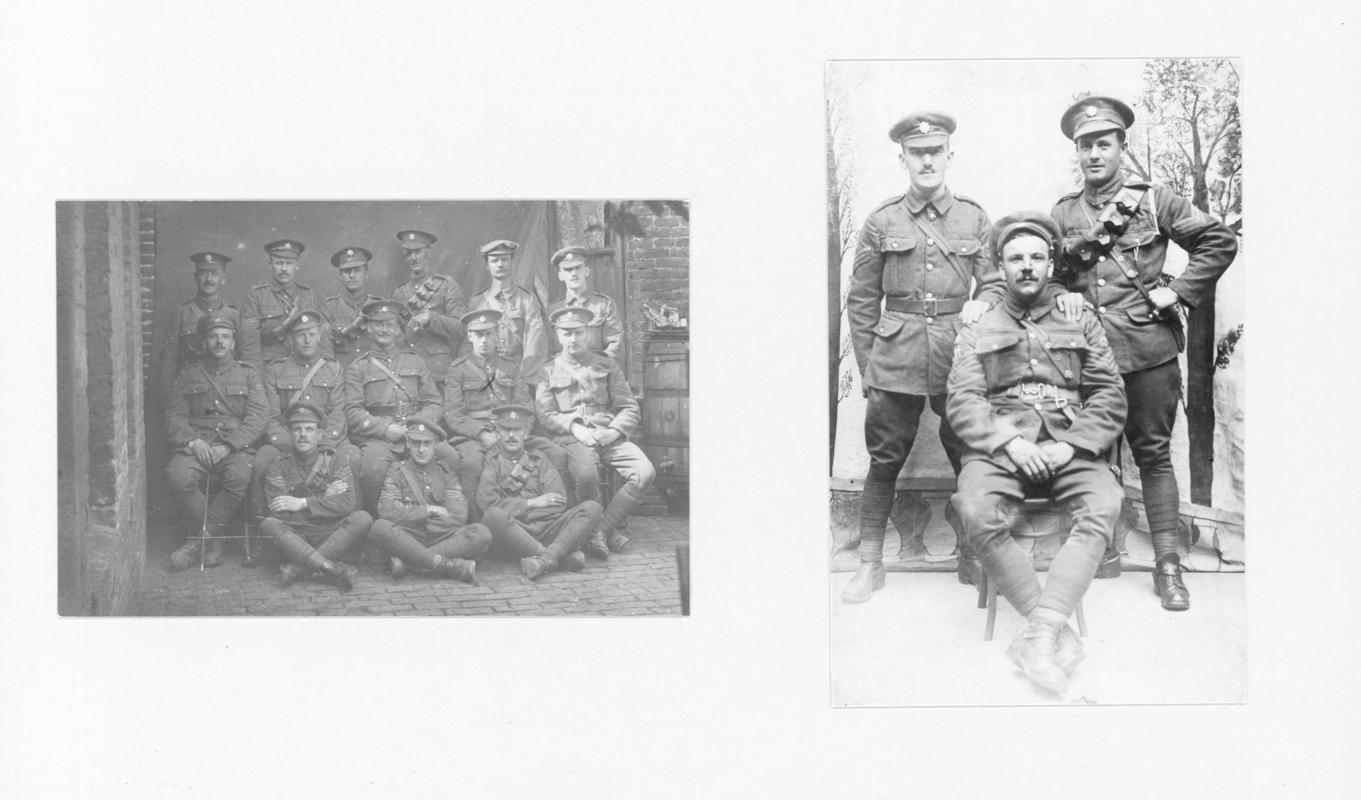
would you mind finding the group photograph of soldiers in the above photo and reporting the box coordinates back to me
[827,59,1245,704]
[126,200,690,616]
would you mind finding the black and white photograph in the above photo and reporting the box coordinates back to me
[57,200,690,616]
[828,59,1246,705]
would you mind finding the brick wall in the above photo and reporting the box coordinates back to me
[57,201,148,616]
[139,204,156,378]
[621,201,690,390]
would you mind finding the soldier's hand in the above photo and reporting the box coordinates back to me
[1004,437,1051,483]
[571,423,597,447]
[1147,286,1180,311]
[384,423,406,443]
[189,438,214,466]
[960,299,990,325]
[1038,441,1076,471]
[595,428,623,447]
[324,480,349,497]
[209,444,230,464]
[1056,292,1086,321]
[478,430,499,448]
[270,495,307,513]
[529,492,566,509]
[427,505,450,518]
[409,309,431,330]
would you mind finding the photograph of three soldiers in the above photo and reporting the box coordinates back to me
[159,229,655,591]
[842,95,1237,694]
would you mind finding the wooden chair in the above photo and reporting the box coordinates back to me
[978,494,1087,641]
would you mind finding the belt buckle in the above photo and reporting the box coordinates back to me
[1019,383,1039,399]
[1054,396,1068,409]
[922,295,938,317]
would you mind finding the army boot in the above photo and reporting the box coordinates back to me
[891,493,931,563]
[945,498,982,586]
[1007,620,1068,694]
[1153,555,1190,611]
[202,527,225,568]
[1094,547,1123,579]
[560,551,587,572]
[521,554,556,580]
[319,560,358,591]
[842,478,894,604]
[169,533,203,572]
[1055,624,1086,676]
[389,557,407,582]
[279,563,305,587]
[599,483,646,553]
[584,531,610,560]
[434,555,479,585]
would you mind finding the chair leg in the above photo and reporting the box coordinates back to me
[984,580,998,642]
[1075,601,1088,638]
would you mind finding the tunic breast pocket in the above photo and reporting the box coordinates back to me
[547,374,575,412]
[1045,331,1089,384]
[224,384,249,414]
[879,231,919,295]
[974,331,1024,387]
[397,368,424,397]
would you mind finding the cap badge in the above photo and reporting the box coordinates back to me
[917,121,932,134]
[408,233,416,240]
[1085,106,1098,117]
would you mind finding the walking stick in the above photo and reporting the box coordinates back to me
[241,480,256,568]
[200,467,212,573]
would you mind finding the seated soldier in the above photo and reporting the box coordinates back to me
[536,306,655,559]
[250,310,357,561]
[478,404,598,580]
[368,420,491,584]
[164,314,268,570]
[444,308,569,520]
[258,402,372,590]
[946,212,1128,694]
[343,299,444,514]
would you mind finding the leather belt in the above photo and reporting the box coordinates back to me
[885,295,967,316]
[189,416,240,428]
[367,403,418,416]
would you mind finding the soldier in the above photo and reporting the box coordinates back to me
[1050,97,1237,611]
[536,306,655,559]
[240,239,331,368]
[843,111,1022,601]
[157,251,256,406]
[258,402,371,591]
[391,229,467,390]
[321,246,382,370]
[344,299,444,514]
[250,311,355,552]
[947,212,1127,694]
[368,420,491,584]
[164,314,268,570]
[546,245,623,358]
[465,239,548,381]
[479,405,597,580]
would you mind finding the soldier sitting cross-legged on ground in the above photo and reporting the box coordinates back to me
[946,212,1127,695]
[164,313,268,570]
[536,306,656,559]
[478,404,597,580]
[258,401,372,591]
[368,420,492,584]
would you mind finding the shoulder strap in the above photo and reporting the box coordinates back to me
[299,358,327,394]
[1078,188,1161,318]
[399,463,428,503]
[199,366,235,409]
[908,214,971,288]
[367,356,415,402]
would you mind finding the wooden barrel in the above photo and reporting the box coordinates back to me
[642,329,689,485]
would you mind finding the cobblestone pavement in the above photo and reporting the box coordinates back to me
[141,515,688,616]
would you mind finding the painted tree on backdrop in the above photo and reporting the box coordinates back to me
[825,69,867,471]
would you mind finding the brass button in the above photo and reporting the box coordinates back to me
[1064,370,1074,378]
[927,239,935,247]
[1030,358,1038,366]
[1098,255,1106,262]
[1034,403,1043,411]
[925,317,934,324]
[925,263,934,271]
[1097,279,1106,286]
[1098,306,1107,314]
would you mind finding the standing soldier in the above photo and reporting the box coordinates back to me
[157,251,255,405]
[843,111,1016,603]
[391,229,467,391]
[444,309,568,520]
[251,311,354,553]
[368,421,491,584]
[240,239,331,368]
[537,306,656,559]
[258,401,372,591]
[344,299,444,514]
[479,405,597,580]
[164,314,268,570]
[321,246,382,370]
[947,212,1127,694]
[1050,96,1237,611]
[546,246,623,358]
[465,239,548,381]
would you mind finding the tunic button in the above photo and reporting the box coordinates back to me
[1028,333,1035,339]
[1097,279,1106,286]
[1064,370,1073,378]
[1098,255,1106,262]
[1044,342,1052,349]
[1030,358,1038,366]
[1034,403,1044,411]
[1126,270,1137,278]
[925,317,934,324]
[925,263,934,271]
[889,240,897,248]
[927,239,935,247]
[929,212,937,220]
[1098,306,1107,314]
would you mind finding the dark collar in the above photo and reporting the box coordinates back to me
[1082,174,1125,208]
[904,185,955,216]
[1002,290,1056,321]
[193,296,224,312]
